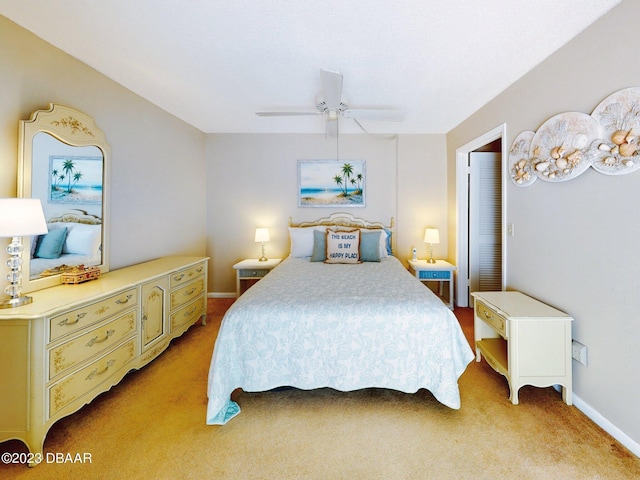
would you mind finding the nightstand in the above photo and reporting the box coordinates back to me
[407,259,456,310]
[233,258,282,297]
[472,291,573,405]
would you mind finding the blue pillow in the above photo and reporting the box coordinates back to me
[383,228,393,255]
[311,229,326,262]
[360,231,382,262]
[35,227,68,259]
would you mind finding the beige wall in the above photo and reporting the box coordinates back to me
[206,133,447,294]
[0,16,207,275]
[447,0,639,451]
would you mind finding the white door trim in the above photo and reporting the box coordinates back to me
[455,124,507,307]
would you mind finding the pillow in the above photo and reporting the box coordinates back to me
[325,228,361,264]
[63,224,102,255]
[361,228,389,258]
[35,227,68,259]
[289,227,317,257]
[311,229,327,262]
[360,230,382,262]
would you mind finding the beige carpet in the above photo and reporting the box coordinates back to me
[2,298,639,479]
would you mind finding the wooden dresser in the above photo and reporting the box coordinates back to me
[0,256,208,465]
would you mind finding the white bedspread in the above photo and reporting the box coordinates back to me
[206,256,474,425]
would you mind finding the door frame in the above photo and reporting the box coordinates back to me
[455,123,507,307]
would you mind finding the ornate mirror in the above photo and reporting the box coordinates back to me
[18,104,110,292]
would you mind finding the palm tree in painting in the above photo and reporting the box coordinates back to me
[354,173,363,194]
[62,159,76,193]
[341,163,354,195]
[333,174,346,196]
[70,171,84,193]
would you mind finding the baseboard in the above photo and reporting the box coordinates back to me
[562,387,640,458]
[208,292,237,299]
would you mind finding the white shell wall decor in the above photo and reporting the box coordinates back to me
[589,87,640,175]
[509,130,536,186]
[530,112,599,182]
[510,87,640,186]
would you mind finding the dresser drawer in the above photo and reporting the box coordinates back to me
[170,262,206,288]
[476,300,507,338]
[48,337,137,417]
[170,278,205,310]
[170,295,206,332]
[49,310,137,380]
[238,269,268,278]
[49,288,138,342]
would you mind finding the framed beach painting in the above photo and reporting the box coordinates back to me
[297,160,365,207]
[49,155,103,204]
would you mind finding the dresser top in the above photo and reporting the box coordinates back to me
[0,256,208,320]
[472,291,572,320]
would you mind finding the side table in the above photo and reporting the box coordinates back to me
[407,259,456,310]
[233,258,282,297]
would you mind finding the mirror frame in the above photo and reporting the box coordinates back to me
[18,104,111,293]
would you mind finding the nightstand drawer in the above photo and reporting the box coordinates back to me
[418,270,451,280]
[239,269,268,278]
[475,300,507,338]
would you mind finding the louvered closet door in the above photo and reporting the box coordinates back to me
[469,152,502,305]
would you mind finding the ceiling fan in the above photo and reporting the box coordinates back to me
[255,69,404,136]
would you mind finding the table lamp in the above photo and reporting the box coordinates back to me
[0,198,48,308]
[424,228,440,264]
[254,228,270,262]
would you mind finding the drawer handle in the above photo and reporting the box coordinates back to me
[483,311,492,319]
[173,273,185,281]
[183,287,196,297]
[58,312,87,326]
[115,294,133,305]
[85,329,116,347]
[196,267,203,273]
[183,306,197,318]
[85,359,116,381]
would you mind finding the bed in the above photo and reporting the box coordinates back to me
[206,213,474,425]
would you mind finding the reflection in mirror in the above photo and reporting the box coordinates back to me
[30,133,103,279]
[18,104,110,293]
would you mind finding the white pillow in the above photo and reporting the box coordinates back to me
[289,227,318,257]
[63,224,101,255]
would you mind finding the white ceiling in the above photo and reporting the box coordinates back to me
[0,0,622,134]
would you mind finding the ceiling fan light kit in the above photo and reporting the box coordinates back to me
[256,69,404,136]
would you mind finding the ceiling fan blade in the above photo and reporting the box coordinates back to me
[256,111,322,117]
[342,108,406,122]
[320,69,343,107]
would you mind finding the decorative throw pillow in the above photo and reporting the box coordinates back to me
[360,230,382,262]
[35,227,68,259]
[311,229,327,262]
[324,228,361,264]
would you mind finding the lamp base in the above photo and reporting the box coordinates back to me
[0,295,33,309]
[426,257,436,264]
[258,257,268,262]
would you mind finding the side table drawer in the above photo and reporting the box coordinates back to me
[475,300,507,338]
[418,270,451,280]
[239,269,268,278]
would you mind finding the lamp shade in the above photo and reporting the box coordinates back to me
[0,198,48,237]
[423,228,440,245]
[254,228,270,243]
